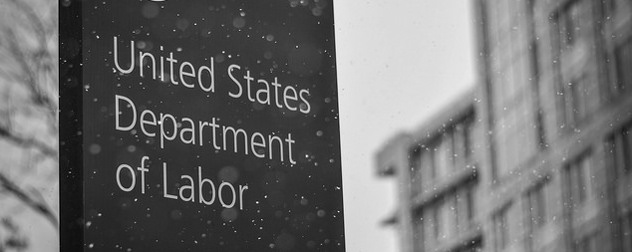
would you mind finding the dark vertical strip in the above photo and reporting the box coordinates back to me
[327,2,347,250]
[525,0,548,150]
[59,0,84,251]
[604,136,622,252]
[474,0,499,184]
[592,0,614,104]
[549,8,567,132]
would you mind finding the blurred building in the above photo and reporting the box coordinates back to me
[376,0,632,252]
[377,88,484,252]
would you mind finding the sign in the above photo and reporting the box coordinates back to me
[59,0,345,251]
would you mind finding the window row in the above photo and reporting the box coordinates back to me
[413,186,476,250]
[621,211,632,252]
[607,122,632,174]
[492,128,632,251]
[409,114,475,196]
[492,178,551,252]
[555,0,632,129]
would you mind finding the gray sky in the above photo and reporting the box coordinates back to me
[334,1,475,251]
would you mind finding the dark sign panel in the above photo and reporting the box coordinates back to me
[59,0,345,251]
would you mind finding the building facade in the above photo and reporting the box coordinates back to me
[376,0,632,251]
[377,89,485,252]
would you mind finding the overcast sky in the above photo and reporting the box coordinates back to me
[333,1,476,251]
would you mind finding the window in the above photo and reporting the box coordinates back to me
[423,207,438,246]
[536,110,548,149]
[566,151,593,207]
[430,136,452,180]
[615,39,632,94]
[493,204,511,251]
[608,123,632,173]
[569,77,587,124]
[621,212,632,252]
[466,188,475,222]
[426,119,475,179]
[624,126,632,171]
[455,186,475,232]
[421,147,436,189]
[436,200,450,242]
[524,180,548,252]
[558,0,583,49]
[431,205,440,242]
[451,128,460,167]
[558,75,589,129]
[464,115,475,159]
[409,147,423,196]
[526,181,547,229]
[444,195,458,241]
[421,198,463,247]
[453,193,462,231]
[454,114,475,163]
[574,233,598,252]
[413,209,425,252]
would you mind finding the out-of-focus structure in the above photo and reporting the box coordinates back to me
[377,88,484,252]
[376,0,632,251]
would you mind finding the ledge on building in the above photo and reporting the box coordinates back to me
[411,164,478,210]
[375,133,412,177]
[380,211,398,226]
[435,227,483,252]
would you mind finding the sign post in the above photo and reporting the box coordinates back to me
[60,0,345,251]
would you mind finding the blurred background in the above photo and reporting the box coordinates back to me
[365,0,632,252]
[2,0,632,252]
